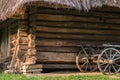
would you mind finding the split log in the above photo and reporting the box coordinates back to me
[10,40,17,47]
[10,34,17,41]
[10,47,16,54]
[27,49,36,55]
[28,40,35,48]
[28,34,35,41]
[18,37,28,44]
[17,29,28,37]
[25,56,37,65]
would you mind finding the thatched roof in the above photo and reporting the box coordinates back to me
[0,0,120,20]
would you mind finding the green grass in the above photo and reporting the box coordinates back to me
[0,73,120,80]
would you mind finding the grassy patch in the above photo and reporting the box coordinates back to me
[0,73,120,80]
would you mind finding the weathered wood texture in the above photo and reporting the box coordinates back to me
[28,6,120,64]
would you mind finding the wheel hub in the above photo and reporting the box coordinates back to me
[109,59,114,65]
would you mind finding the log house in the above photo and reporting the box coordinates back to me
[0,0,120,74]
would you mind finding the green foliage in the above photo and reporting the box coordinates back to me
[0,73,119,80]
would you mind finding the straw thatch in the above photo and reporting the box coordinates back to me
[0,0,120,20]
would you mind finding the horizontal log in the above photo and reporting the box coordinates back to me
[18,20,28,25]
[36,33,120,42]
[36,46,80,53]
[36,39,119,47]
[42,63,77,69]
[30,14,103,23]
[30,21,120,30]
[106,18,120,24]
[29,7,120,19]
[36,26,120,35]
[19,25,28,31]
[36,52,77,63]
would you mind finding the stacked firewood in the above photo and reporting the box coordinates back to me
[20,27,42,74]
[9,24,29,72]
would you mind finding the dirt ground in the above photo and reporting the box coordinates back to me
[25,71,120,79]
[26,71,103,77]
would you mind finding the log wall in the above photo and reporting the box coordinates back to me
[29,6,120,66]
[0,19,18,57]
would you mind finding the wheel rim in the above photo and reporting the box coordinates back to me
[76,47,98,72]
[98,48,120,75]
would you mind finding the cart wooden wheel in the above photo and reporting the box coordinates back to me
[76,46,98,72]
[98,48,120,75]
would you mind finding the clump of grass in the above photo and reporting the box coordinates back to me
[0,73,120,80]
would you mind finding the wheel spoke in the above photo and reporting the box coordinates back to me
[100,63,107,66]
[85,63,88,72]
[81,62,87,68]
[81,46,89,57]
[89,47,95,55]
[112,65,117,72]
[105,52,109,59]
[103,64,109,72]
[114,57,120,61]
[118,68,120,72]
[114,63,120,67]
[112,52,118,59]
[109,65,112,74]
[109,50,112,59]
[89,63,92,71]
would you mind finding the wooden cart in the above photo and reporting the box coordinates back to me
[76,44,120,74]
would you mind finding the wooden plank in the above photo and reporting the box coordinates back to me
[36,26,120,35]
[30,14,103,23]
[22,64,42,70]
[36,33,120,42]
[22,69,42,73]
[36,52,77,63]
[43,64,77,69]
